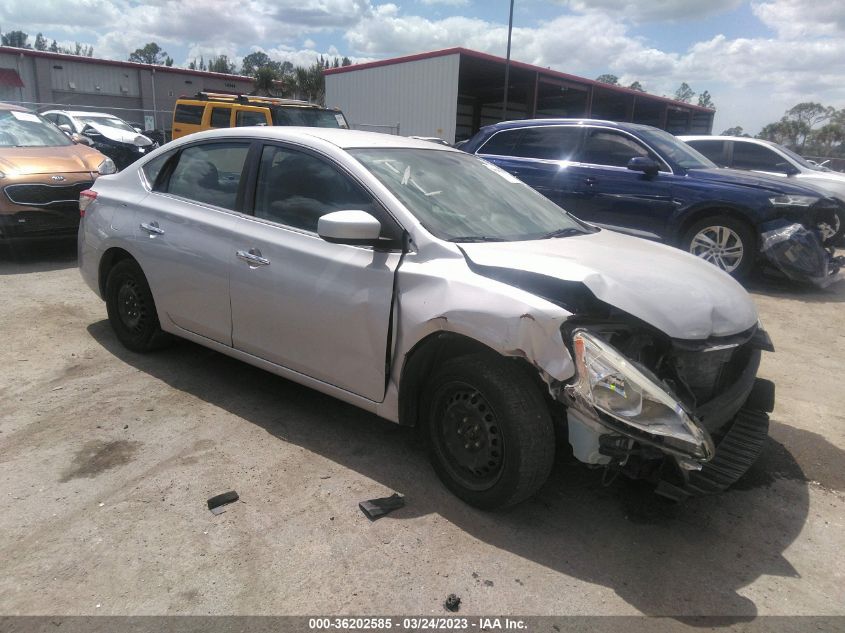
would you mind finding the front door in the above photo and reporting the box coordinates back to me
[229,144,402,402]
[568,127,677,239]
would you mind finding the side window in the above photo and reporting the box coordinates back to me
[688,140,727,166]
[142,150,176,189]
[58,115,74,129]
[165,143,250,210]
[513,127,581,160]
[236,110,269,127]
[731,143,785,172]
[253,145,377,233]
[174,104,204,125]
[44,113,58,123]
[477,130,523,156]
[210,107,231,128]
[579,129,651,167]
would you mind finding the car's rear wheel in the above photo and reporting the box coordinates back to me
[105,259,172,352]
[682,216,755,278]
[424,354,555,510]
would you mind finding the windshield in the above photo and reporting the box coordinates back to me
[78,116,136,133]
[272,107,347,128]
[638,127,716,170]
[776,144,829,172]
[0,110,72,148]
[351,148,591,242]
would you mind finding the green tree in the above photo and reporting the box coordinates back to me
[293,63,326,104]
[673,82,695,103]
[253,66,280,96]
[721,126,747,137]
[48,39,59,53]
[628,81,644,92]
[207,55,236,74]
[129,42,170,65]
[341,56,352,67]
[697,90,714,109]
[242,51,276,76]
[34,33,47,51]
[595,73,619,85]
[1,30,30,48]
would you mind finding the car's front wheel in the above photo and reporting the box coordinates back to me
[818,207,845,246]
[424,353,555,510]
[682,216,756,278]
[105,258,172,352]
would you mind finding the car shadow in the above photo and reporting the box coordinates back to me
[746,268,845,303]
[0,238,78,274]
[86,320,823,621]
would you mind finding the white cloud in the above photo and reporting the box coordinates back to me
[555,0,743,23]
[752,0,845,39]
[420,0,469,6]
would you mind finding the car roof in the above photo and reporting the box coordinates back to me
[680,135,773,145]
[54,110,121,118]
[0,101,31,112]
[481,118,658,133]
[173,126,459,151]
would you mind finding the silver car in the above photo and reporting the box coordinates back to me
[79,127,775,509]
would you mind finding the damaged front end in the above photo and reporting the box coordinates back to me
[560,320,775,499]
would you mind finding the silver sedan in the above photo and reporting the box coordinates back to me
[79,127,774,509]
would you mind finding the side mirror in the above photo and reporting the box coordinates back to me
[627,156,660,176]
[776,162,800,176]
[72,133,93,146]
[318,210,382,246]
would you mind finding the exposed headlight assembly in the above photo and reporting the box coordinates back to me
[97,157,117,175]
[567,330,714,461]
[769,194,818,207]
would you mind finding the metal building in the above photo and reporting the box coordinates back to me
[0,46,253,131]
[325,47,715,144]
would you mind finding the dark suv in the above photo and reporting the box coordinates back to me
[462,119,842,277]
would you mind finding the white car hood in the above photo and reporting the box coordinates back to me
[85,121,152,146]
[461,229,758,340]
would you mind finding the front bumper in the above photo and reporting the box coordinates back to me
[0,175,95,239]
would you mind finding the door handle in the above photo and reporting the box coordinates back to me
[236,249,270,267]
[140,221,165,236]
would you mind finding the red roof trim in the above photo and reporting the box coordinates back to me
[324,47,715,113]
[0,67,24,87]
[0,46,252,82]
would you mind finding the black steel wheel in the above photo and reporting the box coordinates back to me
[425,354,555,510]
[105,258,172,352]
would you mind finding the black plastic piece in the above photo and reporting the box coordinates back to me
[444,594,461,612]
[207,490,239,510]
[358,493,405,521]
[745,378,775,413]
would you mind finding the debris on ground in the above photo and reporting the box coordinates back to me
[207,490,239,515]
[358,493,405,521]
[444,594,461,612]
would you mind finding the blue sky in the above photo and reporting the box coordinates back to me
[2,0,843,134]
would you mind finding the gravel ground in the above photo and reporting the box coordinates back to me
[0,239,843,618]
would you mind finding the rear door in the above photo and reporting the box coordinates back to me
[476,126,584,210]
[566,127,676,238]
[132,140,253,345]
[228,143,402,401]
[171,102,205,139]
[729,141,791,177]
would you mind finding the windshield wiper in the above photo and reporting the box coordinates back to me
[449,236,508,243]
[538,227,587,239]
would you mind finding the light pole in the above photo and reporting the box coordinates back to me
[502,0,515,121]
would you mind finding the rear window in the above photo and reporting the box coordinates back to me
[271,107,345,128]
[165,142,250,210]
[478,129,523,156]
[174,104,204,125]
[687,140,727,166]
[236,110,268,127]
[210,107,231,128]
[513,127,581,161]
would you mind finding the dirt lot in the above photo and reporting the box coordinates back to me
[1,239,843,618]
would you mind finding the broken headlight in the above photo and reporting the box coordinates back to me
[569,330,714,461]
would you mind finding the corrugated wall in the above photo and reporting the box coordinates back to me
[326,54,460,143]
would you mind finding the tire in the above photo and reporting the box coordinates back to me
[818,207,845,246]
[423,353,555,510]
[105,258,172,352]
[682,215,756,279]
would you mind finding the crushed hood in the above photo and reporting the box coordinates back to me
[84,121,152,146]
[461,229,758,340]
[0,146,103,175]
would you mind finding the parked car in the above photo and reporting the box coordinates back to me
[171,92,349,140]
[680,135,845,242]
[79,127,775,508]
[462,119,844,278]
[0,102,113,240]
[41,109,157,171]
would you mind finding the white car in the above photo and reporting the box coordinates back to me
[78,127,775,508]
[681,135,845,242]
[42,109,156,170]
